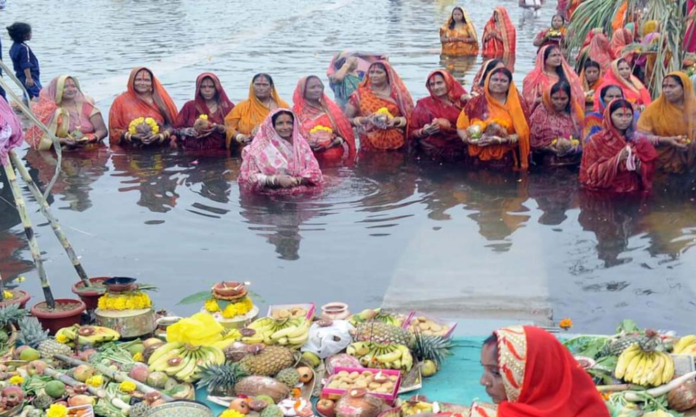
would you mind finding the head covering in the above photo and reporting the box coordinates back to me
[443,6,479,40]
[0,96,24,164]
[473,60,505,93]
[542,83,585,131]
[580,67,604,94]
[360,61,414,118]
[595,59,652,108]
[641,20,659,37]
[492,326,611,417]
[426,69,467,102]
[610,28,633,58]
[194,72,234,118]
[483,7,517,56]
[586,33,613,71]
[292,75,356,148]
[523,45,585,110]
[596,84,625,113]
[127,67,178,126]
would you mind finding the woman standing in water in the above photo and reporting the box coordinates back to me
[533,14,567,51]
[595,58,652,109]
[482,7,517,58]
[345,61,414,152]
[225,73,289,151]
[523,45,584,111]
[440,6,479,56]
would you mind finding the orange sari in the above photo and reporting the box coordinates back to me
[456,71,531,169]
[224,79,289,149]
[440,7,479,56]
[637,72,696,174]
[482,7,517,57]
[108,67,178,147]
[594,60,652,108]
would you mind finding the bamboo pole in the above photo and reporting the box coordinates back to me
[9,151,91,287]
[2,162,56,309]
[44,367,107,398]
[54,354,175,402]
[0,270,4,302]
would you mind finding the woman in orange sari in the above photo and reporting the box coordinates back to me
[594,58,651,109]
[457,68,531,170]
[482,7,517,58]
[471,59,505,97]
[292,75,356,165]
[610,28,633,59]
[522,45,584,111]
[224,73,289,151]
[440,6,479,56]
[580,60,603,113]
[637,72,696,174]
[409,70,468,161]
[108,67,178,148]
[345,61,414,152]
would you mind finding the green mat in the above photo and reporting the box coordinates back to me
[197,337,488,415]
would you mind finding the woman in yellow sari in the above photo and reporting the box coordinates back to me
[637,72,696,174]
[440,6,479,56]
[224,73,289,150]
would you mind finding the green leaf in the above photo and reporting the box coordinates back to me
[177,291,212,305]
[616,319,640,334]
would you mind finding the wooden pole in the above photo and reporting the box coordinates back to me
[9,151,91,287]
[2,162,56,309]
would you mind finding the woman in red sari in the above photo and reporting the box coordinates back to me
[109,67,178,148]
[610,28,634,59]
[457,68,531,170]
[238,109,323,195]
[594,58,651,109]
[522,45,584,111]
[530,81,585,166]
[474,326,610,417]
[533,15,567,51]
[482,7,517,58]
[345,61,414,152]
[580,99,657,194]
[292,75,356,165]
[409,70,468,161]
[174,73,234,151]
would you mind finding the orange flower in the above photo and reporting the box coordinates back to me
[601,392,611,401]
[291,388,302,398]
[559,318,573,330]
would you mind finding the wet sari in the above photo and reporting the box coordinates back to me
[409,70,467,160]
[174,72,234,151]
[26,75,102,150]
[534,27,567,51]
[348,61,414,151]
[686,0,696,53]
[581,102,657,193]
[440,8,479,56]
[637,72,696,174]
[529,86,584,166]
[482,7,517,58]
[594,60,652,108]
[522,45,585,111]
[292,76,356,165]
[108,67,178,147]
[468,326,610,417]
[456,72,530,170]
[238,109,323,196]
[224,79,289,149]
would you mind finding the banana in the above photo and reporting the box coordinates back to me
[175,357,199,380]
[287,333,309,346]
[271,326,298,340]
[615,345,640,379]
[674,335,696,353]
[377,349,402,364]
[148,342,183,364]
[150,348,183,372]
[287,322,310,338]
[643,353,661,386]
[629,355,648,384]
[624,353,643,382]
[661,353,675,384]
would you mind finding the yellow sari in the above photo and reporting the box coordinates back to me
[440,7,479,56]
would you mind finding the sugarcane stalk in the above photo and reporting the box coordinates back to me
[8,151,91,287]
[44,367,106,398]
[2,163,56,309]
[0,270,5,302]
[53,354,174,402]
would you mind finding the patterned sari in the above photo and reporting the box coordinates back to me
[348,61,414,151]
[637,72,696,174]
[581,101,657,193]
[108,67,178,147]
[0,96,24,165]
[26,75,102,150]
[594,60,652,108]
[440,7,479,56]
[292,76,356,165]
[522,45,585,111]
[482,7,517,57]
[409,70,467,160]
[468,326,611,417]
[238,109,323,195]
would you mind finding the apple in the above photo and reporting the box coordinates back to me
[316,399,336,417]
[27,360,48,376]
[73,365,95,382]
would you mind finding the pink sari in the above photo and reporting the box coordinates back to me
[686,0,696,53]
[0,97,24,165]
[239,109,323,195]
[522,45,585,111]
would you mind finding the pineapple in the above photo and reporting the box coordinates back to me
[261,405,285,417]
[17,317,72,359]
[0,304,27,328]
[353,321,415,347]
[411,331,453,367]
[604,329,661,357]
[197,363,249,396]
[238,345,295,376]
[274,368,300,388]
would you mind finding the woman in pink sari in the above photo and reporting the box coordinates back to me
[686,0,696,53]
[522,45,584,111]
[238,109,323,195]
[25,75,107,150]
[594,58,652,109]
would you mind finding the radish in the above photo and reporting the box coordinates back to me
[624,371,696,402]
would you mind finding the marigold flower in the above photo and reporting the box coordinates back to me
[8,375,23,385]
[220,410,246,417]
[133,352,144,362]
[56,333,70,344]
[204,299,220,313]
[119,380,136,393]
[3,290,13,299]
[309,125,333,134]
[559,318,573,330]
[86,375,104,387]
[47,404,68,417]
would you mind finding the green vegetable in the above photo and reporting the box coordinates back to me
[564,335,610,359]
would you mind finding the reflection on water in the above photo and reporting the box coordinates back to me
[0,0,695,333]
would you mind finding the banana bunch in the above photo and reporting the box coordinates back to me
[55,325,120,346]
[401,402,434,415]
[615,344,675,387]
[673,335,696,355]
[148,342,225,383]
[211,329,243,350]
[241,317,310,349]
[347,341,413,372]
[350,308,403,326]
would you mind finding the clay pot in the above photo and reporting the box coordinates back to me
[321,302,350,321]
[212,282,245,297]
[71,277,109,310]
[0,290,31,309]
[31,299,86,335]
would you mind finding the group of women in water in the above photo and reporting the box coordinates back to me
[7,4,696,198]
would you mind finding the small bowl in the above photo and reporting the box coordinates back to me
[212,281,246,297]
[104,277,138,293]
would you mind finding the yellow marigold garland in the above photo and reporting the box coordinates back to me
[375,107,393,118]
[128,117,160,135]
[204,297,254,319]
[98,292,152,311]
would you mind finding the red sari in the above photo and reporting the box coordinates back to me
[108,67,178,147]
[292,76,356,165]
[580,103,657,193]
[482,7,517,57]
[468,326,611,417]
[529,87,585,166]
[522,45,585,111]
[174,73,234,151]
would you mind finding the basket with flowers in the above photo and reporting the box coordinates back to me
[372,107,394,129]
[308,125,334,148]
[128,117,160,139]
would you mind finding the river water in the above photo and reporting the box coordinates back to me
[0,0,695,335]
